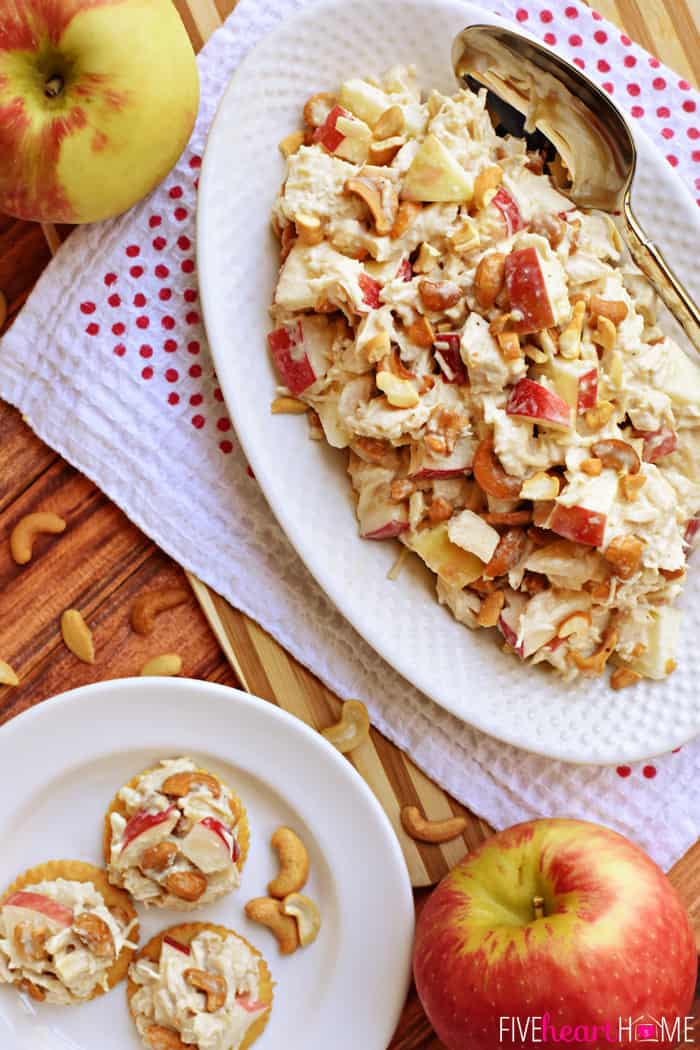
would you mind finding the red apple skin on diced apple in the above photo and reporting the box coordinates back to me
[121,805,177,852]
[397,257,413,282]
[641,426,678,463]
[163,935,191,956]
[3,892,73,929]
[684,517,700,550]
[497,615,524,658]
[312,105,349,152]
[358,273,382,309]
[506,378,571,430]
[505,246,555,334]
[364,520,409,540]
[550,504,606,547]
[237,994,268,1014]
[577,368,598,414]
[492,187,525,237]
[201,817,240,863]
[433,333,467,385]
[268,321,316,396]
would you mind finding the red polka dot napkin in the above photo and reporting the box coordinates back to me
[1,0,699,870]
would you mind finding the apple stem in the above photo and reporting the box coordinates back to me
[44,75,64,100]
[533,895,545,920]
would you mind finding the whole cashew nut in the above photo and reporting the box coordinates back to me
[268,827,309,899]
[184,969,227,1012]
[245,897,300,955]
[10,512,66,565]
[60,609,95,664]
[131,588,189,635]
[282,893,321,947]
[140,654,183,677]
[321,699,370,754]
[400,805,467,844]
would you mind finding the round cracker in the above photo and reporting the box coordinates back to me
[103,763,249,910]
[2,859,139,1001]
[128,922,273,1050]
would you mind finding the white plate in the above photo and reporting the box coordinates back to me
[197,0,700,764]
[0,678,413,1049]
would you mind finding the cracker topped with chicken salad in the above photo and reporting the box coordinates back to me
[268,65,700,688]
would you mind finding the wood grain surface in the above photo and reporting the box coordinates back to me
[0,1,699,1046]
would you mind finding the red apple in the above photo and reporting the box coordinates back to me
[550,504,606,547]
[268,321,317,396]
[163,935,191,957]
[397,257,413,282]
[181,817,239,873]
[312,104,350,152]
[506,378,571,431]
[202,817,241,863]
[3,891,73,929]
[364,520,409,540]
[492,187,525,237]
[358,273,382,309]
[433,333,467,385]
[577,367,599,413]
[409,435,472,479]
[0,0,199,223]
[505,246,556,333]
[684,516,700,550]
[639,426,678,463]
[236,994,268,1014]
[413,819,697,1050]
[121,805,178,855]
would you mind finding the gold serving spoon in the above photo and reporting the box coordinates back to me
[453,24,700,350]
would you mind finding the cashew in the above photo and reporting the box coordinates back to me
[303,91,336,128]
[295,211,324,245]
[400,805,467,844]
[406,315,435,348]
[449,217,480,253]
[278,130,305,158]
[476,590,505,628]
[604,535,644,580]
[519,471,560,501]
[19,978,45,1002]
[131,588,189,635]
[591,315,617,353]
[590,439,640,475]
[581,457,603,477]
[373,104,404,140]
[271,395,308,415]
[390,200,422,239]
[345,174,398,235]
[473,164,503,209]
[369,136,403,166]
[184,969,227,1012]
[268,826,309,898]
[245,897,300,955]
[282,893,321,947]
[145,1025,188,1050]
[621,474,647,501]
[164,870,207,902]
[496,331,521,361]
[610,667,641,691]
[140,653,182,676]
[474,252,506,309]
[376,371,419,408]
[139,841,179,874]
[418,279,462,312]
[0,660,19,687]
[13,922,49,961]
[10,511,66,565]
[321,699,370,754]
[559,300,586,359]
[60,609,95,664]
[414,242,441,274]
[584,400,614,431]
[161,770,221,799]
[73,913,115,960]
[590,294,628,326]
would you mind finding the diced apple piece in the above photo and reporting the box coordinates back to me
[409,435,473,479]
[333,113,372,164]
[505,239,570,333]
[396,257,413,282]
[433,333,467,385]
[519,589,592,658]
[491,187,525,236]
[181,819,235,874]
[237,994,269,1014]
[626,607,681,680]
[498,593,527,657]
[551,469,618,546]
[506,378,571,431]
[525,539,608,589]
[685,516,700,551]
[640,426,678,463]
[408,522,484,589]
[401,134,474,203]
[120,806,179,863]
[550,505,607,547]
[268,321,315,396]
[660,340,700,408]
[339,79,391,125]
[359,487,409,539]
[447,510,500,563]
[520,471,560,500]
[542,356,598,415]
[358,273,382,309]
[312,104,351,152]
[163,935,191,957]
[365,520,409,540]
[3,893,73,933]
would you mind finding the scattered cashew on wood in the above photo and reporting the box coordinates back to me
[0,660,19,687]
[400,804,467,844]
[10,512,66,565]
[130,588,189,634]
[60,609,95,664]
[321,699,370,754]
[140,653,183,677]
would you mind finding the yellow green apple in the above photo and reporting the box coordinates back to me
[413,819,697,1050]
[0,0,199,223]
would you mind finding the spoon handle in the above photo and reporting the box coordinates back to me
[623,195,700,353]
